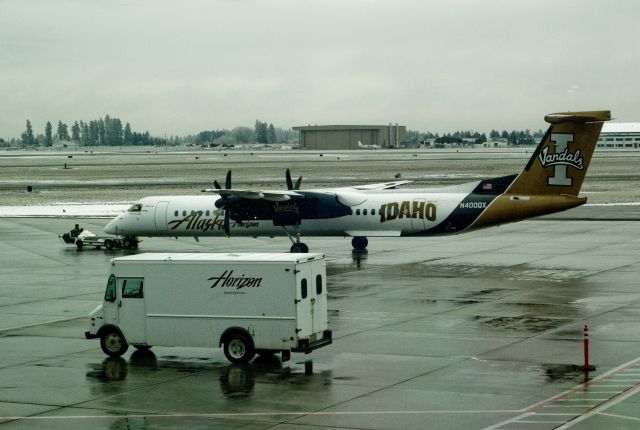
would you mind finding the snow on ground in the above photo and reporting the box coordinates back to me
[0,203,129,217]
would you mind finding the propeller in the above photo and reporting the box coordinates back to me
[285,169,302,190]
[213,170,232,237]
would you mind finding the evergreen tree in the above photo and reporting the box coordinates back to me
[110,117,123,145]
[89,120,99,145]
[80,121,90,146]
[21,120,35,146]
[56,121,69,141]
[255,120,268,143]
[44,121,53,146]
[71,121,80,142]
[124,122,133,145]
[267,123,276,144]
[98,118,105,144]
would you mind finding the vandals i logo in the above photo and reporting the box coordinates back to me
[538,133,584,186]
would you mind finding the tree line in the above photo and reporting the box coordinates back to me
[406,128,544,146]
[2,117,544,148]
[2,117,296,148]
[8,116,166,148]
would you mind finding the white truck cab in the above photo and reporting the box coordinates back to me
[85,253,332,363]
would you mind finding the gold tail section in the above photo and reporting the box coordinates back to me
[471,110,610,230]
[506,110,611,196]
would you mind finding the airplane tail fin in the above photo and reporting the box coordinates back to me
[470,110,610,230]
[506,110,611,196]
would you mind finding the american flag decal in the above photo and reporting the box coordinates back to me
[483,183,493,190]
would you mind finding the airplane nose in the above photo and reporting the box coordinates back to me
[104,218,119,235]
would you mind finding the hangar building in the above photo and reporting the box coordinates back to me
[293,124,406,150]
[597,123,640,148]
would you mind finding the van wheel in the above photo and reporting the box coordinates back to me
[75,240,83,250]
[104,239,114,250]
[223,333,255,364]
[100,329,129,357]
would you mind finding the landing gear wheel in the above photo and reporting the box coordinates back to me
[290,242,309,253]
[223,332,255,364]
[75,240,83,250]
[122,237,134,249]
[104,239,114,250]
[100,329,129,357]
[352,236,368,251]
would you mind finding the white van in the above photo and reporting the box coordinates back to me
[85,253,332,363]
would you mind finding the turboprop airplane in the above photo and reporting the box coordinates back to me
[104,110,610,252]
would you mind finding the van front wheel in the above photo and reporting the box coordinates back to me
[100,329,129,357]
[223,333,255,364]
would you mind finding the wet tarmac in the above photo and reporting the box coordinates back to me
[1,205,640,429]
[2,147,640,429]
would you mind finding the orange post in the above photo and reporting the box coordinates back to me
[583,324,595,372]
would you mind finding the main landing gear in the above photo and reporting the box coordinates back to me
[351,236,368,251]
[282,226,309,253]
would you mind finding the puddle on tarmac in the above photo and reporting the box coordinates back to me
[481,316,566,332]
[543,363,589,383]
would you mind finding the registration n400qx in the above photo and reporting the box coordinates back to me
[85,253,332,363]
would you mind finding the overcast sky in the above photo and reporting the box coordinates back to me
[1,0,638,138]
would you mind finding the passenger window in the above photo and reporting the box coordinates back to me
[371,209,376,215]
[182,210,186,216]
[356,209,361,215]
[301,279,308,299]
[316,275,323,294]
[206,210,210,216]
[104,275,116,302]
[363,209,368,215]
[122,278,144,298]
[174,210,178,216]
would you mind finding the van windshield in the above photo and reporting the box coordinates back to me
[104,275,116,302]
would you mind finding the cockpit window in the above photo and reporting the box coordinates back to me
[128,203,142,212]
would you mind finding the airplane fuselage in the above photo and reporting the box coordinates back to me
[104,177,585,240]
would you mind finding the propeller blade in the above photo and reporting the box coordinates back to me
[225,170,232,189]
[286,169,294,190]
[224,210,230,237]
[294,176,302,190]
[213,179,222,190]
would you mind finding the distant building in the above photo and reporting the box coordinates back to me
[292,124,406,150]
[597,123,640,149]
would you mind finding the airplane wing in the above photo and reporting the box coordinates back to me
[201,188,304,202]
[334,180,413,191]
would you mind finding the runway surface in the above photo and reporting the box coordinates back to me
[1,148,640,429]
[1,207,640,429]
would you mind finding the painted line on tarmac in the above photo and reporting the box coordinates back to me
[0,316,84,334]
[484,356,640,429]
[0,410,525,421]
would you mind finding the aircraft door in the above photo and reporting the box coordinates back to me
[155,201,169,231]
[116,277,146,345]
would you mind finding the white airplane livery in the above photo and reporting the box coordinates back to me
[104,110,610,252]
